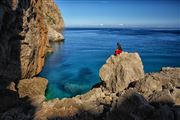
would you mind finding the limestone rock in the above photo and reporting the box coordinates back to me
[108,89,154,120]
[6,82,16,92]
[99,52,144,92]
[43,0,64,43]
[17,77,48,98]
[135,74,163,98]
[43,0,64,31]
[0,0,64,84]
[171,88,180,105]
[160,67,180,88]
[35,98,81,120]
[0,0,48,83]
[29,65,180,120]
[48,27,64,42]
[149,89,175,107]
[135,67,180,104]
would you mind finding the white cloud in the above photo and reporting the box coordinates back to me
[118,24,124,26]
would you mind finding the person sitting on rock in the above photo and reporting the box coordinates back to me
[114,42,123,56]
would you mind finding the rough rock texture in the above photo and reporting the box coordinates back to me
[43,0,64,43]
[0,1,179,118]
[43,0,64,31]
[135,67,180,104]
[18,77,48,98]
[0,0,48,85]
[48,26,64,42]
[0,77,48,119]
[0,0,64,119]
[99,52,144,92]
[31,53,180,120]
[0,0,64,85]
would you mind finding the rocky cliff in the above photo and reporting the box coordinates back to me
[43,0,64,43]
[34,53,179,120]
[0,0,64,86]
[2,52,179,120]
[0,0,64,118]
[0,1,179,119]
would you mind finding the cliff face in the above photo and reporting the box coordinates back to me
[43,0,64,31]
[0,0,63,117]
[0,0,64,85]
[32,53,179,120]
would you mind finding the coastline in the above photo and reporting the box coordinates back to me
[12,52,180,120]
[0,0,179,119]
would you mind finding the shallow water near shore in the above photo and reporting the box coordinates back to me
[39,28,180,99]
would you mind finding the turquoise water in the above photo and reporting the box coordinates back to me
[39,28,180,99]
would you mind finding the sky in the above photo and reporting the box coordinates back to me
[54,0,180,28]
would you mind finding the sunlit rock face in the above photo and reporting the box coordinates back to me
[32,53,180,120]
[0,0,64,85]
[0,0,48,85]
[99,52,144,92]
[43,0,64,45]
[18,77,48,98]
[1,51,180,119]
[43,0,64,31]
[0,0,63,119]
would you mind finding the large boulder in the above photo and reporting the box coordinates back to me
[99,52,144,92]
[17,77,48,98]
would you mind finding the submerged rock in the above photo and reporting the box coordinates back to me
[99,52,144,92]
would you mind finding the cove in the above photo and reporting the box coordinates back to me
[39,28,180,100]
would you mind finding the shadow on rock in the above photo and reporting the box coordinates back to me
[0,89,36,120]
[45,90,180,120]
[0,0,45,119]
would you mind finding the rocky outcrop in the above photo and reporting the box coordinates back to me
[0,0,48,84]
[0,0,64,86]
[18,77,48,98]
[31,53,180,120]
[43,0,64,43]
[1,41,180,120]
[99,52,144,92]
[48,26,64,42]
[0,0,64,119]
[135,67,180,104]
[43,0,64,31]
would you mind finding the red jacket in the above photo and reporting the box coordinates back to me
[115,49,122,55]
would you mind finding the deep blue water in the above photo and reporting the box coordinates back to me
[39,28,180,99]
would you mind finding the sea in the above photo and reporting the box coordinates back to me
[39,27,180,100]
